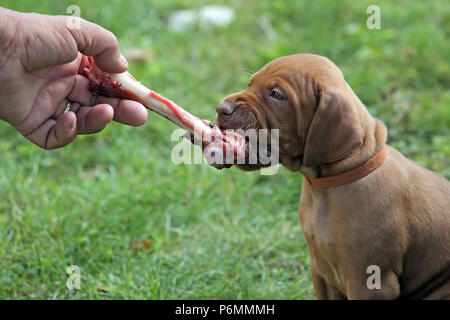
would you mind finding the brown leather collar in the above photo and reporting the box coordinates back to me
[305,145,387,188]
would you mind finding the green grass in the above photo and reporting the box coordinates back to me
[0,0,449,299]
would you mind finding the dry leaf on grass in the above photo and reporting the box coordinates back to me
[131,239,154,252]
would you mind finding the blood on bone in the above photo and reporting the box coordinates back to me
[148,91,193,131]
[128,73,138,81]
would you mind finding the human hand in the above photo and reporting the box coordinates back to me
[0,8,148,149]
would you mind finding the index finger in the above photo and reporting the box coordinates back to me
[65,17,127,73]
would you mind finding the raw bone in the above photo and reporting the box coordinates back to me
[84,57,249,168]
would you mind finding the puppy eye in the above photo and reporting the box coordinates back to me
[269,89,284,100]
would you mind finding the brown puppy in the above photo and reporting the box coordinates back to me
[216,54,450,299]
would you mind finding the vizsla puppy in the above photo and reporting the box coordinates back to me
[216,54,450,299]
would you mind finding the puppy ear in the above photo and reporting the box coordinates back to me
[303,88,363,167]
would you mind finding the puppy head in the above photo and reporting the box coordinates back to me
[216,54,364,171]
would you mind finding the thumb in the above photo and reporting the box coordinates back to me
[67,17,128,73]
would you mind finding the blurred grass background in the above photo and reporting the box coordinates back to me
[0,0,448,299]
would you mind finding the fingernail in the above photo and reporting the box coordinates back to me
[120,54,128,66]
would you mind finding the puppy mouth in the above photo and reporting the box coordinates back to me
[216,109,274,167]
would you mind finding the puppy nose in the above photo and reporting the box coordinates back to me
[216,102,234,116]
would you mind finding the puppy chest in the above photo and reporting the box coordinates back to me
[300,201,346,289]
